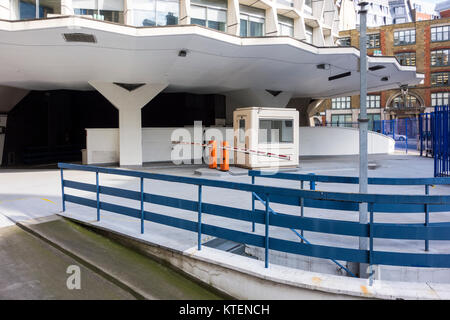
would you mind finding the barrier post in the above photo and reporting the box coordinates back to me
[198,185,203,251]
[209,140,217,169]
[96,171,100,221]
[220,141,229,171]
[425,184,430,251]
[265,193,270,268]
[60,168,65,212]
[369,202,374,286]
[251,176,255,232]
[140,177,144,234]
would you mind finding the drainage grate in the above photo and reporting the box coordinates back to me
[63,33,97,43]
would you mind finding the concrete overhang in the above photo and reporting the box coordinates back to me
[0,16,423,99]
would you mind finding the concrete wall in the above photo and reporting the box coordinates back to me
[86,126,394,164]
[299,126,394,156]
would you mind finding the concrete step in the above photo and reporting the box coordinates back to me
[16,215,224,300]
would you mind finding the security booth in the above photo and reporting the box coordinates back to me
[233,107,299,169]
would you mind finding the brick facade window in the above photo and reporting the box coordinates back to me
[431,72,450,86]
[338,37,351,46]
[331,114,352,127]
[394,29,415,45]
[431,49,450,66]
[431,25,450,42]
[367,33,380,48]
[395,52,416,66]
[367,95,381,108]
[331,96,351,109]
[431,92,450,106]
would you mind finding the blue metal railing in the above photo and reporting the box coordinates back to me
[249,170,450,253]
[420,105,450,177]
[59,163,450,283]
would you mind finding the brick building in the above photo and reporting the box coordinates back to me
[321,17,450,130]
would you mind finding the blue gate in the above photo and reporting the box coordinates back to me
[419,106,450,177]
[433,105,450,177]
[380,118,419,153]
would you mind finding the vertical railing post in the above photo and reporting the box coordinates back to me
[251,176,255,232]
[96,171,100,221]
[405,118,408,155]
[265,193,270,268]
[425,184,430,251]
[300,180,304,243]
[60,168,65,212]
[198,184,203,251]
[140,177,144,234]
[368,202,374,286]
[308,173,316,190]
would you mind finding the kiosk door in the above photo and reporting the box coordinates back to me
[234,116,249,167]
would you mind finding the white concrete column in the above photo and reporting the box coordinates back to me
[124,0,133,26]
[265,6,279,36]
[293,16,304,40]
[179,0,190,25]
[61,0,74,15]
[227,0,239,36]
[89,81,168,166]
[0,0,11,20]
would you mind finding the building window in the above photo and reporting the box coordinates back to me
[278,15,294,37]
[431,92,450,106]
[239,5,264,37]
[431,25,450,42]
[368,114,381,131]
[395,52,416,66]
[431,49,450,67]
[338,37,351,46]
[258,119,294,144]
[392,95,418,109]
[394,6,405,15]
[367,95,381,108]
[395,18,406,24]
[367,33,380,48]
[73,0,123,23]
[394,29,415,45]
[431,72,450,86]
[131,0,179,26]
[331,96,351,109]
[19,0,61,20]
[305,25,313,44]
[331,114,352,127]
[191,0,227,32]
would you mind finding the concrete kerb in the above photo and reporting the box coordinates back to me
[58,213,450,300]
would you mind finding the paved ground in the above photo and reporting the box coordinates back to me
[1,153,449,289]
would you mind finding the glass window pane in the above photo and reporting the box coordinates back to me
[156,0,179,25]
[249,21,263,36]
[240,18,247,36]
[20,0,37,19]
[191,5,206,19]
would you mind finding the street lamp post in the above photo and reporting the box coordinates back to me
[358,1,369,278]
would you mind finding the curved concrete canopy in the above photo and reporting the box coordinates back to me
[0,16,423,99]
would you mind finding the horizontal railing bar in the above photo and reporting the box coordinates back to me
[249,170,450,186]
[59,163,450,205]
[64,193,450,268]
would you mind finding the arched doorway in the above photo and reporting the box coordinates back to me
[385,90,425,119]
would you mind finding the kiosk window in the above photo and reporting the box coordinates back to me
[239,119,245,143]
[259,119,293,143]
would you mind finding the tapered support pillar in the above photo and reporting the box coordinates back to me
[89,81,168,167]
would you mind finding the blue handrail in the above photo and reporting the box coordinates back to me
[58,163,450,281]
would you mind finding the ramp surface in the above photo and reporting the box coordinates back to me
[0,215,223,300]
